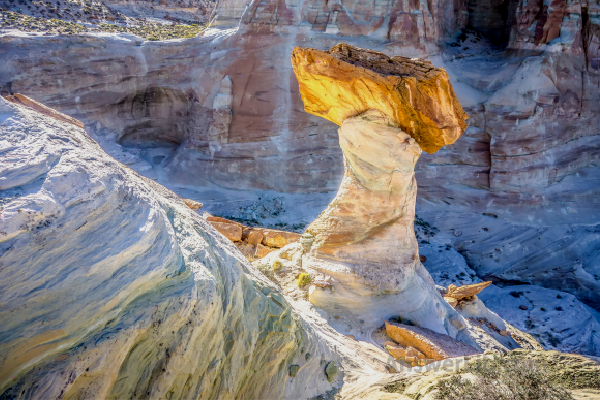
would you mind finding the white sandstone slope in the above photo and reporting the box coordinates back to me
[0,96,354,399]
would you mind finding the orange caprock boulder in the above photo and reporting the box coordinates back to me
[291,44,468,154]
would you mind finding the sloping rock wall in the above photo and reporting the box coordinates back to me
[0,96,347,399]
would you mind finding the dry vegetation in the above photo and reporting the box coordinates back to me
[434,352,574,400]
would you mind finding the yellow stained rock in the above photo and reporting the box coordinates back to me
[291,44,468,153]
[446,281,493,301]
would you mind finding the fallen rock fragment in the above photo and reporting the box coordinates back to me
[182,199,203,210]
[210,222,242,241]
[446,281,492,301]
[255,243,275,258]
[385,321,479,361]
[247,231,264,246]
[384,341,406,360]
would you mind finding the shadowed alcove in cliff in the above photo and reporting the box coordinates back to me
[466,0,518,48]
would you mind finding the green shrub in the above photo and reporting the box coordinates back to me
[434,353,573,400]
[297,272,311,287]
[272,260,283,272]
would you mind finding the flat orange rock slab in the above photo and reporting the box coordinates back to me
[385,320,479,361]
[291,44,469,153]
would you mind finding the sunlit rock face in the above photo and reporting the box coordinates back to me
[291,44,468,153]
[0,0,599,313]
[290,44,468,334]
[0,96,344,399]
[302,110,458,334]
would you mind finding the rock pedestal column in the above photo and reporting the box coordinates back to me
[303,110,454,334]
[291,44,470,336]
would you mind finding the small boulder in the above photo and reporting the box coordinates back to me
[182,198,203,210]
[255,243,275,258]
[519,305,528,310]
[247,231,264,246]
[384,341,405,360]
[210,222,242,241]
[289,364,299,377]
[325,361,337,382]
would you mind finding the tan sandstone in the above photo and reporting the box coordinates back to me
[385,320,479,361]
[446,281,493,301]
[210,221,242,241]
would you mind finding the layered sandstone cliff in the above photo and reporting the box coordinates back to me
[1,0,599,328]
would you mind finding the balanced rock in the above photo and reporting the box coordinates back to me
[293,44,469,333]
[291,44,468,153]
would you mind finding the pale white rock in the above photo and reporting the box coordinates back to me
[0,96,388,399]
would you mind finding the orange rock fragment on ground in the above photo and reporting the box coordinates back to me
[446,281,492,301]
[385,320,479,361]
[384,341,406,360]
[4,93,85,129]
[209,221,242,241]
[182,199,203,210]
[291,44,468,153]
[247,231,264,246]
[255,243,275,258]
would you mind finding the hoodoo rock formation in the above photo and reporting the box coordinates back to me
[292,44,469,334]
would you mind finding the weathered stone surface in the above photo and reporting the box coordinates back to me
[3,93,84,128]
[304,109,460,333]
[183,198,203,210]
[247,230,264,246]
[446,281,492,301]
[255,243,275,258]
[384,341,406,360]
[385,321,479,361]
[0,96,349,400]
[291,44,468,153]
[207,221,243,241]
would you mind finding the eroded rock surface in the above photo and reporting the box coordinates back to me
[291,44,468,154]
[301,109,458,333]
[0,96,348,399]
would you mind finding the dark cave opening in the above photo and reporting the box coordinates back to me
[466,0,518,47]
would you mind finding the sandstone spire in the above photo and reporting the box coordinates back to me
[291,44,469,334]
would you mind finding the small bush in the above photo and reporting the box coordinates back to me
[297,272,311,287]
[434,353,573,400]
[541,307,546,311]
[272,260,283,272]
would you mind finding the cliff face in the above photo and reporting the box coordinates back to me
[1,0,599,311]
